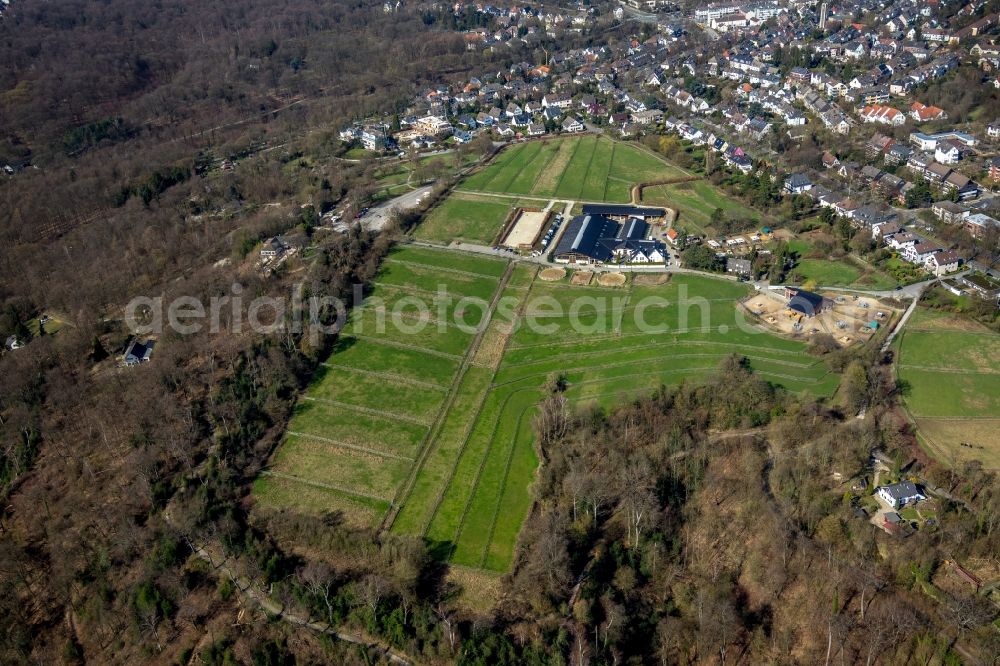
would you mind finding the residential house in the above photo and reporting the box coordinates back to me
[925,250,961,276]
[123,338,156,366]
[886,231,919,250]
[561,116,585,133]
[784,173,813,194]
[632,108,664,125]
[885,143,912,166]
[934,141,963,164]
[542,93,573,109]
[932,201,968,224]
[902,241,942,264]
[989,156,1000,182]
[877,481,925,509]
[261,236,288,259]
[943,171,979,200]
[910,102,947,122]
[860,105,905,126]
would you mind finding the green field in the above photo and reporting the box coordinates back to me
[389,266,838,573]
[897,307,1000,469]
[784,237,898,290]
[259,246,843,573]
[415,193,514,244]
[641,179,764,234]
[254,245,510,525]
[458,135,687,202]
[790,258,861,286]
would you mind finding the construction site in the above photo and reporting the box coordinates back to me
[741,288,901,347]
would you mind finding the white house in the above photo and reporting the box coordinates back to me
[902,241,941,264]
[925,250,961,276]
[877,481,925,509]
[784,173,813,194]
[935,144,961,164]
[542,94,573,109]
[123,338,156,366]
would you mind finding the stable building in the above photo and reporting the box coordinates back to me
[580,204,666,221]
[553,214,665,264]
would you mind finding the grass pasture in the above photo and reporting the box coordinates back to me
[897,308,1000,469]
[458,135,686,202]
[641,179,763,234]
[392,269,839,573]
[415,193,514,245]
[254,245,509,525]
[260,246,844,575]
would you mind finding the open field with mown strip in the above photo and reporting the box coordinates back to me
[393,268,839,573]
[897,307,1000,469]
[457,135,687,202]
[254,245,509,525]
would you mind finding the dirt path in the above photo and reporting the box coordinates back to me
[189,545,413,665]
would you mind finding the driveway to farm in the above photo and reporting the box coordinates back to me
[362,185,434,231]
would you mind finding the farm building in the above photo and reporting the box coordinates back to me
[784,288,827,317]
[580,204,666,221]
[553,214,666,264]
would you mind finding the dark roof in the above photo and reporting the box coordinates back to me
[581,204,665,218]
[124,338,156,362]
[787,289,824,316]
[553,214,619,262]
[621,218,649,240]
[785,173,812,188]
[553,215,659,262]
[881,480,921,500]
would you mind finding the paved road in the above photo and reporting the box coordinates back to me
[766,277,939,300]
[881,284,928,352]
[362,185,434,231]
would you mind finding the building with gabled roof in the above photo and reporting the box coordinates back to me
[877,481,924,509]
